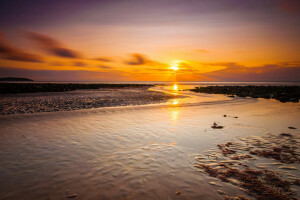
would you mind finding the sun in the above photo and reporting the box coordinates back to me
[171,65,179,71]
[170,61,180,71]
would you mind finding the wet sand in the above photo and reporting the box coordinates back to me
[0,84,299,199]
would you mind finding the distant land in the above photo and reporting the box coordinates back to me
[0,77,34,82]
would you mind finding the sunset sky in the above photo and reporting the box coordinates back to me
[0,0,299,81]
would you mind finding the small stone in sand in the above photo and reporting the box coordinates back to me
[175,191,182,195]
[280,133,292,137]
[288,126,296,129]
[66,194,77,199]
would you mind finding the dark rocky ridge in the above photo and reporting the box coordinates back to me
[190,86,300,103]
[0,77,34,82]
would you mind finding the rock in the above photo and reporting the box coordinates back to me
[288,127,297,129]
[211,122,224,129]
[175,191,182,195]
[280,133,292,137]
[190,86,300,103]
[290,98,299,103]
[66,194,77,198]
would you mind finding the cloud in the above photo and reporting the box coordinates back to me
[73,61,86,67]
[26,32,81,58]
[94,57,113,62]
[48,61,64,66]
[0,67,128,81]
[0,34,43,63]
[201,62,300,81]
[98,65,113,69]
[124,53,151,65]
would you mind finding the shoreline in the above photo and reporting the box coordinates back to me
[0,83,154,94]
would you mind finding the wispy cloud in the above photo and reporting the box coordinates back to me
[94,57,113,62]
[124,53,151,65]
[73,61,86,67]
[98,65,113,69]
[0,67,127,81]
[0,32,43,63]
[26,31,81,59]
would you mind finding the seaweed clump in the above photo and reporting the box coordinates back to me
[224,195,249,200]
[199,162,297,200]
[250,145,299,164]
[217,142,236,156]
[196,141,299,200]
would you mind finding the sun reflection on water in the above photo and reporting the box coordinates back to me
[170,108,180,122]
[173,84,178,91]
[172,99,178,105]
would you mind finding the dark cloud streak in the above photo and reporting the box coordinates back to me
[125,54,150,65]
[94,57,113,62]
[26,32,81,59]
[0,67,127,81]
[0,34,43,63]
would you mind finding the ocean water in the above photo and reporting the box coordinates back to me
[7,81,300,86]
[0,84,299,199]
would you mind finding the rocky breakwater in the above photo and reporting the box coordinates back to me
[190,85,300,103]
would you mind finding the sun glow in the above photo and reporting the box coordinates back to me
[171,65,179,71]
[170,60,181,71]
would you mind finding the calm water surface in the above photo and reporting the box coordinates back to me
[0,84,299,199]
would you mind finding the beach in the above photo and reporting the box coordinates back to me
[0,83,299,199]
